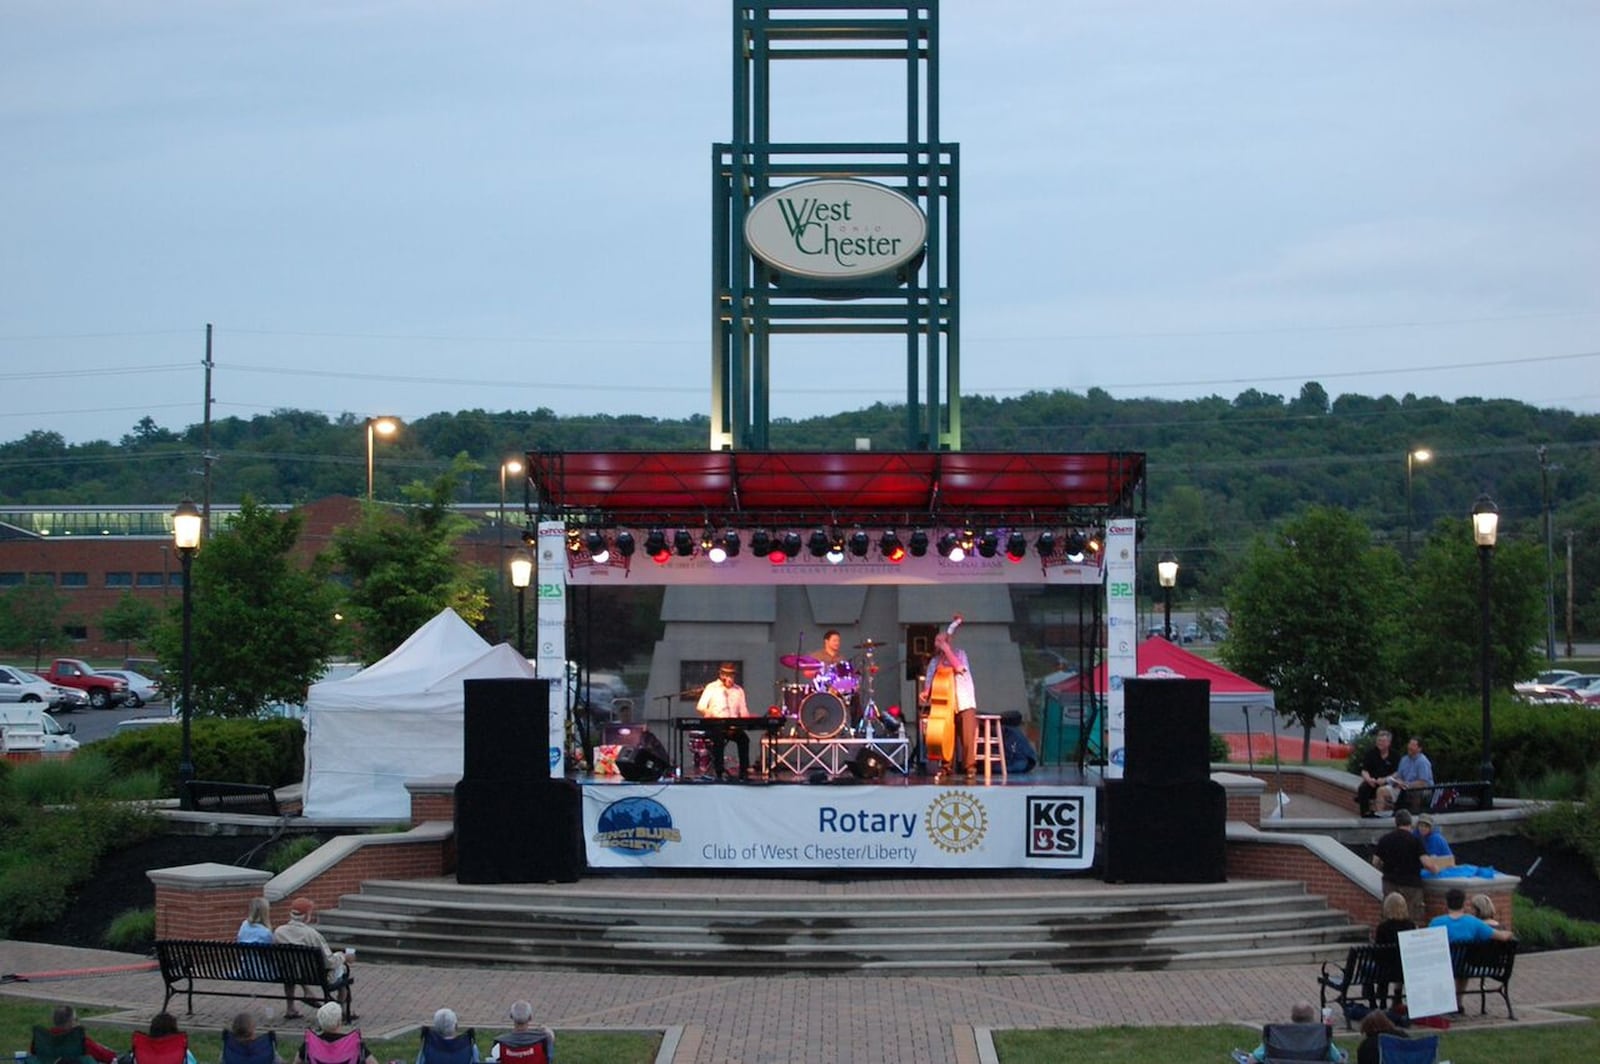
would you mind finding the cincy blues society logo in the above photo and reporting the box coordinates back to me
[595,796,682,855]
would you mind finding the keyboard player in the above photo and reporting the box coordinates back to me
[695,662,751,780]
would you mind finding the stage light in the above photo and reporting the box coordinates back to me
[673,529,694,557]
[584,530,610,564]
[937,532,965,562]
[566,527,582,554]
[520,528,536,547]
[1085,528,1103,557]
[720,530,741,558]
[849,529,870,558]
[879,530,905,563]
[826,528,845,565]
[749,529,772,557]
[1065,529,1088,562]
[808,529,830,558]
[781,531,803,558]
[1006,531,1028,562]
[700,526,716,553]
[708,530,739,564]
[614,531,636,558]
[908,529,929,557]
[645,529,670,564]
[977,530,999,558]
[960,528,976,553]
[1035,530,1056,558]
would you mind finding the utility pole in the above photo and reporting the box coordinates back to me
[201,324,216,540]
[1566,530,1576,659]
[1539,446,1556,662]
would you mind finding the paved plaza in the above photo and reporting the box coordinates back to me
[5,937,1599,1064]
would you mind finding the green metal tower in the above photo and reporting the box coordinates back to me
[712,1,960,451]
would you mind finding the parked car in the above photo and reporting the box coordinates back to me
[49,684,90,711]
[1181,622,1202,644]
[115,714,180,733]
[1325,712,1373,745]
[1527,668,1580,686]
[0,664,67,707]
[97,669,162,708]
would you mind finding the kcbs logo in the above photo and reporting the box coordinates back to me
[1025,795,1086,859]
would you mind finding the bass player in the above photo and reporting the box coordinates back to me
[918,613,978,782]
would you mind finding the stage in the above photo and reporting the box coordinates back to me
[575,762,1100,873]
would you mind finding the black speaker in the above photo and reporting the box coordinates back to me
[1103,779,1226,883]
[1123,677,1211,785]
[462,678,552,781]
[616,744,672,782]
[455,777,584,883]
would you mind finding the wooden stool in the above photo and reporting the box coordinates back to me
[973,713,1007,785]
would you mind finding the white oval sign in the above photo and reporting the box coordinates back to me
[744,178,927,280]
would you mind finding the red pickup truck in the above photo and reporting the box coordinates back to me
[40,659,129,709]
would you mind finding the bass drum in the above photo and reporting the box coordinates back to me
[799,691,848,739]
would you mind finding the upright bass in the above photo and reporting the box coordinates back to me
[921,613,963,768]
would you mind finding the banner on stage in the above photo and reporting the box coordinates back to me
[581,783,1096,871]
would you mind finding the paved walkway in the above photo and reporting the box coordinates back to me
[5,940,1600,1064]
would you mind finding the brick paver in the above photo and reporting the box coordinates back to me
[5,940,1599,1063]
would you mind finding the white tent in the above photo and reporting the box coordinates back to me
[301,609,539,818]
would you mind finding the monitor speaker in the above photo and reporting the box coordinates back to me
[615,742,672,782]
[462,678,552,781]
[455,777,584,883]
[1103,779,1226,883]
[1122,677,1211,785]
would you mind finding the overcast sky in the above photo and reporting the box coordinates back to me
[3,1,1596,446]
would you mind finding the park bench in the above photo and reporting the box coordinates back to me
[154,939,353,1021]
[1452,938,1517,1019]
[1316,942,1402,1027]
[183,780,281,816]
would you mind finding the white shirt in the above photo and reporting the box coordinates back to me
[696,679,749,718]
[924,646,977,712]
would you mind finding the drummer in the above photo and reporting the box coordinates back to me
[810,630,848,670]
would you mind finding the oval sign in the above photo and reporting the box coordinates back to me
[744,178,927,280]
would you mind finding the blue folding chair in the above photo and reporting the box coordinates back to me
[1379,1032,1439,1064]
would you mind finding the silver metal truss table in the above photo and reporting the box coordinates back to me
[765,736,910,778]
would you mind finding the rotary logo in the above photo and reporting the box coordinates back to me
[923,790,988,854]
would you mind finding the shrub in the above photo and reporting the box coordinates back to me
[263,836,324,873]
[1512,894,1600,950]
[1207,732,1230,763]
[94,717,305,797]
[3,752,162,806]
[105,907,156,950]
[0,798,161,938]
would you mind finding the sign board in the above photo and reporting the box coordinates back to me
[745,179,927,279]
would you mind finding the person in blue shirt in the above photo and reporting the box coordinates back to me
[236,897,275,945]
[1413,813,1454,873]
[1429,888,1513,944]
[1386,736,1434,813]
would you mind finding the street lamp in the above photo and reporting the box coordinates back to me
[1472,494,1499,809]
[172,498,202,809]
[509,548,533,657]
[1157,554,1179,641]
[365,416,399,500]
[498,458,524,639]
[1405,447,1432,557]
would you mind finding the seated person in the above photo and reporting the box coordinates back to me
[273,896,352,1019]
[1469,893,1501,927]
[1355,1010,1401,1064]
[1244,1001,1347,1063]
[488,1001,555,1063]
[694,663,751,780]
[30,1004,119,1064]
[131,1012,197,1064]
[1413,813,1454,873]
[1356,731,1401,817]
[237,897,275,944]
[296,1003,376,1064]
[1429,888,1513,944]
[417,1008,478,1064]
[222,1012,283,1064]
[1384,736,1434,812]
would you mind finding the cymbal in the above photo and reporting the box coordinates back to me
[780,654,822,670]
[854,639,887,649]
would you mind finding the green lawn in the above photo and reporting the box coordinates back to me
[994,1008,1600,1064]
[1,999,658,1064]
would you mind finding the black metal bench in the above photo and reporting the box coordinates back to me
[1317,942,1403,1027]
[154,939,353,1021]
[183,780,281,816]
[1452,938,1517,1019]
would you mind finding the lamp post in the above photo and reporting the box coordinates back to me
[509,548,533,657]
[1405,447,1431,557]
[498,458,524,639]
[365,416,399,500]
[1157,554,1179,641]
[1473,494,1499,809]
[172,499,202,809]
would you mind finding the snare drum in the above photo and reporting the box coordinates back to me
[827,660,859,696]
[780,682,810,717]
[799,691,848,739]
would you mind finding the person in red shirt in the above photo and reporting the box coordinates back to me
[38,1004,119,1064]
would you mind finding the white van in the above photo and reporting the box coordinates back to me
[0,703,80,754]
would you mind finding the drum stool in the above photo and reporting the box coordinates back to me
[973,713,1007,785]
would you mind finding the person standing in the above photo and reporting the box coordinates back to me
[1372,809,1426,920]
[919,614,977,781]
[695,662,751,781]
[1356,730,1402,817]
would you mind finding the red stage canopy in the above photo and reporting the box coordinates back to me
[525,450,1145,528]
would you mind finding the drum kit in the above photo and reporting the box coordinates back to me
[776,639,899,741]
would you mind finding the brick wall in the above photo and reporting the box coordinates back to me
[272,838,451,918]
[411,791,456,827]
[1232,768,1355,807]
[153,880,269,939]
[1227,838,1381,926]
[1226,792,1260,827]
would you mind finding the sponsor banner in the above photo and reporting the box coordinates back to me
[565,537,1103,587]
[536,521,567,774]
[1103,519,1139,779]
[581,783,1096,871]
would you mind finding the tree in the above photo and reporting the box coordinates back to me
[1222,507,1404,762]
[101,591,159,657]
[0,579,68,668]
[150,498,343,717]
[332,457,490,663]
[1401,518,1545,695]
